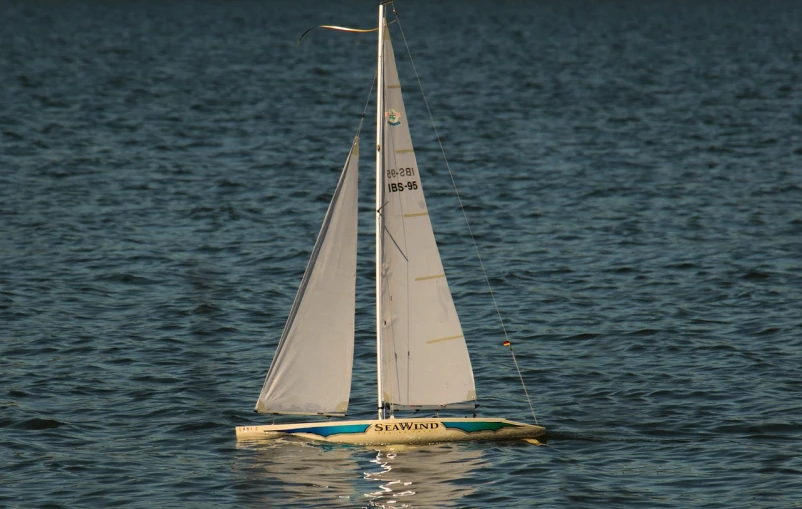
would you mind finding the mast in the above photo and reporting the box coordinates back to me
[375,1,386,420]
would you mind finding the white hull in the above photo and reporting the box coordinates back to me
[236,417,545,445]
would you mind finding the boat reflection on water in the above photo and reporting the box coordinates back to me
[235,439,487,508]
[235,438,362,507]
[363,443,486,508]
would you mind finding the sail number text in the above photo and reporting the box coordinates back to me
[387,167,416,179]
[388,181,419,193]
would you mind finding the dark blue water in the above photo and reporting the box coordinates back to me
[3,1,802,507]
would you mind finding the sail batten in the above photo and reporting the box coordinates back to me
[254,138,359,415]
[426,335,464,344]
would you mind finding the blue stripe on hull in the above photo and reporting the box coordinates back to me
[440,421,520,433]
[282,424,371,438]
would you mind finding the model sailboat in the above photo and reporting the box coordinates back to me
[235,2,545,445]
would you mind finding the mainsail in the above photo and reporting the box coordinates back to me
[377,27,477,410]
[255,138,359,415]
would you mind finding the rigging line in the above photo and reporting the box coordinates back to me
[382,224,409,262]
[357,69,378,138]
[505,342,538,424]
[393,8,540,423]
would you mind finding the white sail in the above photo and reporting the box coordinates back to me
[377,28,477,410]
[255,138,359,415]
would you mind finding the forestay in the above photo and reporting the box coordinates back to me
[255,138,359,415]
[378,27,477,410]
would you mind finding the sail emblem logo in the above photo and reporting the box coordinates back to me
[386,109,402,126]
